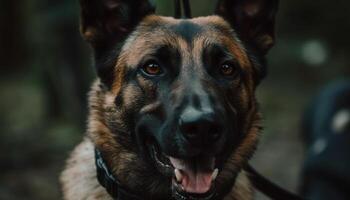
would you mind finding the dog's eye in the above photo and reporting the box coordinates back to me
[220,62,237,77]
[141,61,163,76]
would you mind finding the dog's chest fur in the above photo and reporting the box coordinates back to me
[61,138,253,200]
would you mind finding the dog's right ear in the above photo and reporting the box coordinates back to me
[79,0,155,86]
[80,0,155,47]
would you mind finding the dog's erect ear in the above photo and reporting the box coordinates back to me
[79,0,155,86]
[215,0,278,55]
[80,0,155,47]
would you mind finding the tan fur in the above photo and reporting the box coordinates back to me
[61,137,254,200]
[60,137,113,200]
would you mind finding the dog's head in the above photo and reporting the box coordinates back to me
[81,0,278,199]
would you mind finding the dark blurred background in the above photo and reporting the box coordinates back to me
[0,0,349,199]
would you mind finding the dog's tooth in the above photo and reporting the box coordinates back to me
[174,169,183,182]
[211,168,219,181]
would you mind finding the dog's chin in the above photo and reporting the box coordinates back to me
[147,142,219,199]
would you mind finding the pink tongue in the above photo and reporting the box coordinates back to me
[181,169,213,194]
[169,157,214,194]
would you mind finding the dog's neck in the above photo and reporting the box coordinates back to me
[95,149,144,200]
[95,148,238,200]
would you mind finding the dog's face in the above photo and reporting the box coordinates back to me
[81,0,278,199]
[130,16,261,195]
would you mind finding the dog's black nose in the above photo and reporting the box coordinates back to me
[179,107,223,145]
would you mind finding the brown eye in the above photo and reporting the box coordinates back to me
[141,61,163,76]
[220,63,236,77]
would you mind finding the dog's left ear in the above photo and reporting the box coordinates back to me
[215,0,279,55]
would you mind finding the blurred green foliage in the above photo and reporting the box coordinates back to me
[0,0,349,199]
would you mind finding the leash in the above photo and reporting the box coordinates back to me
[174,0,192,19]
[245,164,308,200]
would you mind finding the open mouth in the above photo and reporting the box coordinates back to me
[149,143,219,198]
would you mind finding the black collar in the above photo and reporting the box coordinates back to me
[95,149,305,200]
[95,149,144,200]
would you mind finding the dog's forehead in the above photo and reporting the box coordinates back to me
[138,15,234,40]
[120,15,250,69]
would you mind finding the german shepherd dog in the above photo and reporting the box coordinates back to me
[61,0,278,199]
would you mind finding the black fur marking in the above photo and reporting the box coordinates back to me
[94,45,123,88]
[137,45,182,84]
[171,21,203,45]
[192,94,201,110]
[201,43,241,83]
[115,92,124,107]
